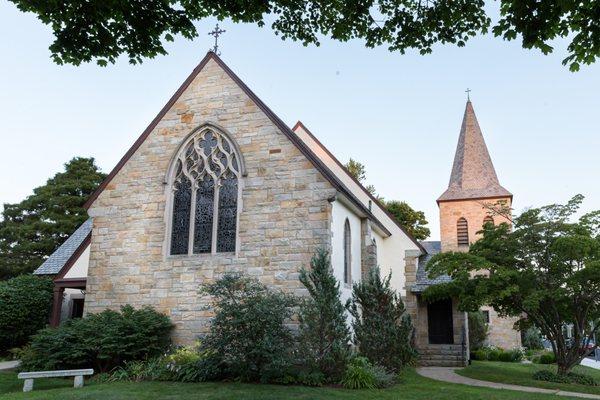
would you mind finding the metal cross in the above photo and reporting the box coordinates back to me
[208,24,226,55]
[465,88,472,101]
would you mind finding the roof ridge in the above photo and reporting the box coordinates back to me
[292,121,425,253]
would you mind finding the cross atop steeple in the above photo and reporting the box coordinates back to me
[465,88,471,101]
[208,24,226,56]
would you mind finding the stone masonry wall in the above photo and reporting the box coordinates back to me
[439,197,521,349]
[85,58,337,344]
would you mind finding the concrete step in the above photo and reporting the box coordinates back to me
[419,359,465,367]
[420,354,463,360]
[418,349,463,356]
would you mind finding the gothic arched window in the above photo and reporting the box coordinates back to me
[457,217,469,246]
[344,219,351,285]
[483,215,494,227]
[169,126,242,255]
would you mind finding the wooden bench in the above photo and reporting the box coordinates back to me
[17,369,94,392]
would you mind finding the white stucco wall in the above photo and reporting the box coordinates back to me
[331,201,362,308]
[294,125,421,295]
[63,244,90,279]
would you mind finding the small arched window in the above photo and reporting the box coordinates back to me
[344,219,351,285]
[169,126,242,255]
[457,217,469,246]
[483,216,494,227]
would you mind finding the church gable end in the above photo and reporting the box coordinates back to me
[85,53,337,344]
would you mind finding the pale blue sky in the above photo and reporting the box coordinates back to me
[1,2,599,239]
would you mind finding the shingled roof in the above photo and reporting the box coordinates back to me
[33,218,92,276]
[438,101,512,202]
[411,240,452,292]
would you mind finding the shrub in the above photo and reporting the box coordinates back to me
[533,370,597,386]
[20,305,173,372]
[341,357,396,389]
[297,249,351,381]
[0,275,53,352]
[200,273,297,383]
[468,311,489,351]
[472,346,523,362]
[523,327,544,350]
[341,357,377,389]
[533,351,557,364]
[347,267,416,372]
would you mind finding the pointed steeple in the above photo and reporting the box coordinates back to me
[437,101,511,202]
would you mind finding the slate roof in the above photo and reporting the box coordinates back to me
[33,218,93,276]
[438,101,512,202]
[412,240,452,292]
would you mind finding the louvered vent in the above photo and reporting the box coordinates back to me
[483,216,494,227]
[457,218,469,246]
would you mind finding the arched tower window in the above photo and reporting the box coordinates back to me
[457,217,469,246]
[169,126,242,255]
[344,219,351,285]
[483,215,494,227]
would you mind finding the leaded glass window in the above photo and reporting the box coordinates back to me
[169,127,241,255]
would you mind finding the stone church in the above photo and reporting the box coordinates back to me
[34,51,520,366]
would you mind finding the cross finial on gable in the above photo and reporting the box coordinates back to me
[209,24,226,56]
[465,88,471,101]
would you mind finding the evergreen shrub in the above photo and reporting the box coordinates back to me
[20,305,173,372]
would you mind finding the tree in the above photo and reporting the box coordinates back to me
[344,158,430,240]
[384,200,430,240]
[0,157,106,279]
[424,195,600,375]
[8,1,599,71]
[297,249,351,380]
[345,158,377,196]
[347,267,416,371]
[468,311,489,351]
[0,275,53,352]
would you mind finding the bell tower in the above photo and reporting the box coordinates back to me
[438,100,512,252]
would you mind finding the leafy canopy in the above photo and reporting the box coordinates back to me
[344,158,430,240]
[424,195,600,374]
[0,157,106,279]
[9,0,600,70]
[0,275,53,352]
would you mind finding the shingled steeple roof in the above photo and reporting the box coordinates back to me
[438,101,512,202]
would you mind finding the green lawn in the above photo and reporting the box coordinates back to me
[458,361,600,396]
[0,368,587,400]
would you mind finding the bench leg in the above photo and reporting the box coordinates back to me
[74,375,84,388]
[23,379,34,392]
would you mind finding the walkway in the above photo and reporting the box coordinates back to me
[417,366,600,400]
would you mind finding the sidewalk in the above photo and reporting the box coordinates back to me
[417,366,600,399]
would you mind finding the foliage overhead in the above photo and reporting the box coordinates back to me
[8,0,599,70]
[347,267,416,371]
[0,157,106,280]
[200,273,297,383]
[297,249,351,381]
[344,158,430,240]
[0,275,53,352]
[20,305,174,372]
[424,195,600,375]
[384,200,430,240]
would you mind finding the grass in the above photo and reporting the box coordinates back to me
[0,368,588,400]
[458,361,600,395]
